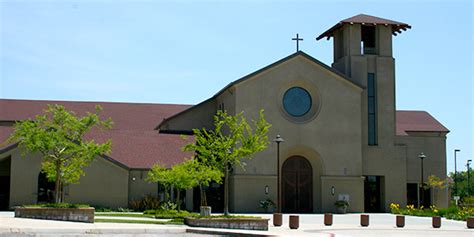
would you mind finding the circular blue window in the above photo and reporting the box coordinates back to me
[283,87,312,117]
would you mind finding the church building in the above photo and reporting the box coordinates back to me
[0,14,449,213]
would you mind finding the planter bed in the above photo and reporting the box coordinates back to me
[184,217,269,231]
[15,207,94,223]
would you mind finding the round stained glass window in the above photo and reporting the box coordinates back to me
[283,87,312,117]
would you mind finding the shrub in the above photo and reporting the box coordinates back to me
[259,199,275,212]
[160,201,177,211]
[390,202,474,221]
[156,210,198,219]
[93,206,133,212]
[129,195,160,211]
[334,200,349,208]
[462,196,474,205]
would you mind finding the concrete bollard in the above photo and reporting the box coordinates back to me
[289,215,299,229]
[467,217,474,229]
[432,216,441,228]
[324,213,333,226]
[273,213,282,227]
[360,214,369,227]
[396,215,405,228]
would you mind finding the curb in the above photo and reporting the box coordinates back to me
[186,228,280,237]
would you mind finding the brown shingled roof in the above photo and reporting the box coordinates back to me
[0,99,193,169]
[316,14,411,40]
[396,110,449,136]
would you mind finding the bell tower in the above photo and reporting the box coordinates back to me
[317,14,411,147]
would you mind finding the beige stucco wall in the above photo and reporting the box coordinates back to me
[66,158,129,208]
[225,55,364,213]
[321,176,365,213]
[396,133,449,208]
[160,99,216,132]
[6,148,130,208]
[128,170,158,202]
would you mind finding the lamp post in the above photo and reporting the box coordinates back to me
[467,159,472,196]
[419,152,427,208]
[273,134,284,227]
[454,149,461,195]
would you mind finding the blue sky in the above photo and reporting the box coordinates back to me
[1,1,472,174]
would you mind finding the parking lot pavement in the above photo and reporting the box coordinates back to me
[242,213,472,237]
[0,212,472,237]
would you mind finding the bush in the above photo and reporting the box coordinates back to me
[334,200,349,208]
[259,199,275,212]
[160,201,177,211]
[143,209,198,219]
[389,202,474,221]
[129,195,160,211]
[92,205,133,212]
[461,196,474,205]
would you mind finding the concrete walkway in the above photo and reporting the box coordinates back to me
[0,212,471,236]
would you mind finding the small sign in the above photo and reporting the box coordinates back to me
[453,196,460,201]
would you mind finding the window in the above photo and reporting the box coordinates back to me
[361,26,376,55]
[283,87,312,117]
[217,103,225,112]
[368,73,377,145]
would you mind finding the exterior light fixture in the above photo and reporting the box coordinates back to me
[418,152,427,207]
[265,185,269,195]
[454,149,461,195]
[331,186,335,196]
[273,134,284,227]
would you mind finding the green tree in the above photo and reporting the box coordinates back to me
[184,110,271,215]
[426,175,448,206]
[7,104,112,203]
[449,169,474,199]
[184,158,223,207]
[147,159,221,210]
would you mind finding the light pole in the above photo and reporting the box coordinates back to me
[273,134,284,227]
[454,149,461,195]
[419,152,427,208]
[467,159,472,196]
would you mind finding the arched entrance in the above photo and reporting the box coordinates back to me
[282,156,313,213]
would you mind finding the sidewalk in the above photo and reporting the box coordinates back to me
[0,212,471,237]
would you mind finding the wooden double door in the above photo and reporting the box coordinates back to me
[282,156,313,213]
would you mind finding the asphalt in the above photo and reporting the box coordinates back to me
[0,212,472,237]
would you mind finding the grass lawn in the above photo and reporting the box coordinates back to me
[95,218,184,225]
[197,215,262,219]
[95,213,155,218]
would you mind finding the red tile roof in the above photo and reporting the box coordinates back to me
[317,14,411,40]
[396,110,449,136]
[0,99,192,169]
[1,100,449,166]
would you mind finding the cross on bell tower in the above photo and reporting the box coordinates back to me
[292,33,303,52]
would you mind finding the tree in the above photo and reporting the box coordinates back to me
[427,175,447,206]
[184,158,223,207]
[7,104,112,203]
[147,159,221,210]
[184,110,271,215]
[449,170,474,199]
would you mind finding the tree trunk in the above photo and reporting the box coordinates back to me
[176,190,181,211]
[224,164,229,216]
[60,184,65,203]
[200,184,207,206]
[54,160,61,203]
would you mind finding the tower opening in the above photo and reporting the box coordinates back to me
[361,26,376,55]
